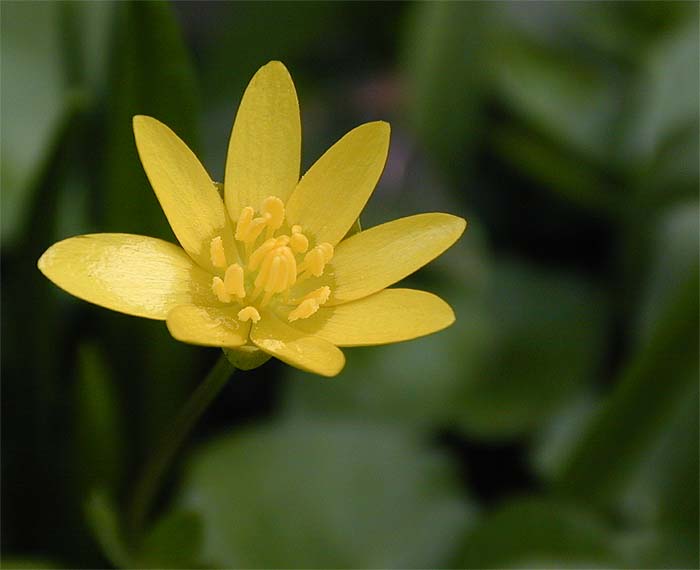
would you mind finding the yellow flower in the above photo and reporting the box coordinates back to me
[38,61,466,377]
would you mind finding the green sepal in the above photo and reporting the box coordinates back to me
[222,346,271,371]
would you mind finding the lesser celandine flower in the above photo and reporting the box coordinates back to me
[38,61,466,377]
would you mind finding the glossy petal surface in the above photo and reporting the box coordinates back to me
[325,213,466,305]
[285,122,390,246]
[251,312,345,377]
[38,234,213,319]
[225,61,301,220]
[166,305,250,347]
[133,115,234,271]
[291,289,455,346]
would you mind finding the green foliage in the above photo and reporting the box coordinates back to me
[2,1,697,568]
[179,421,474,568]
[459,499,621,568]
[136,510,204,569]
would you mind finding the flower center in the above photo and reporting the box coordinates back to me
[208,196,333,324]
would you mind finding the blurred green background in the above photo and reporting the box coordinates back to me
[2,1,698,568]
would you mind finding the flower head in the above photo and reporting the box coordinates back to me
[38,61,466,377]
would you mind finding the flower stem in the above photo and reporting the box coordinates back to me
[128,354,234,538]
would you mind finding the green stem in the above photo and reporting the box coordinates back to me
[129,354,234,537]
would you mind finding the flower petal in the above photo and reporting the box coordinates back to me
[290,289,455,346]
[133,115,235,271]
[251,311,345,377]
[225,61,301,220]
[285,121,390,246]
[327,213,466,304]
[166,305,250,348]
[38,234,214,319]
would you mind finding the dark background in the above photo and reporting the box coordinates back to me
[2,1,698,568]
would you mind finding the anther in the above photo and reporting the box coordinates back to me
[224,264,246,298]
[234,207,255,241]
[261,196,285,230]
[288,286,331,322]
[210,236,227,268]
[290,225,309,253]
[212,277,231,303]
[238,306,261,323]
[302,242,334,277]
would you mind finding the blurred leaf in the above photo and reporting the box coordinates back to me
[0,1,71,246]
[101,0,199,238]
[137,510,204,569]
[625,22,699,162]
[492,34,617,162]
[556,262,699,505]
[402,2,484,173]
[458,498,620,568]
[84,490,132,569]
[531,392,600,481]
[619,380,699,532]
[75,343,124,494]
[637,202,699,343]
[618,527,700,570]
[456,261,608,439]
[179,421,473,568]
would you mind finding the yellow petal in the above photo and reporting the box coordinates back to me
[166,305,250,347]
[290,289,455,346]
[250,311,345,377]
[285,121,390,246]
[133,115,235,271]
[326,213,466,305]
[225,61,301,220]
[38,234,214,319]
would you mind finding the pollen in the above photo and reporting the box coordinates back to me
[213,195,336,324]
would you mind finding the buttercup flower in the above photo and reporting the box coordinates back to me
[38,61,466,377]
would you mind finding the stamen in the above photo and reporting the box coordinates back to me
[261,196,285,230]
[288,286,330,322]
[249,238,277,271]
[301,242,334,277]
[234,207,255,241]
[224,263,246,298]
[238,306,261,323]
[288,299,317,322]
[210,236,227,268]
[290,225,309,253]
[212,277,231,303]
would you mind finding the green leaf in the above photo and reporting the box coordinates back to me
[458,499,620,568]
[492,34,617,162]
[637,202,699,343]
[179,421,473,568]
[101,0,199,238]
[137,510,204,569]
[0,1,72,246]
[402,2,485,173]
[556,263,699,505]
[84,490,132,568]
[75,343,124,494]
[625,22,699,161]
[456,261,609,439]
